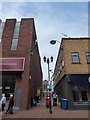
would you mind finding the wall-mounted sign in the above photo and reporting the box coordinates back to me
[47,84,52,89]
[0,57,25,71]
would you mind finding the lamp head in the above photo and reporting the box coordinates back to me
[50,56,53,62]
[43,56,46,62]
[50,40,56,45]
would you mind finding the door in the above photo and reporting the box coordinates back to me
[15,88,22,108]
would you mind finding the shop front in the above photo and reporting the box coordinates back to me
[54,74,90,110]
[0,57,25,102]
[70,74,90,110]
[2,75,16,100]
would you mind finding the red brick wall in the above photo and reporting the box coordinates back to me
[1,18,42,109]
[2,19,16,56]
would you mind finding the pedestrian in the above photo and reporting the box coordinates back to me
[5,94,14,114]
[46,95,50,108]
[53,92,58,106]
[0,94,6,111]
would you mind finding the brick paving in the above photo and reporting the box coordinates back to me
[0,97,89,119]
[1,105,89,119]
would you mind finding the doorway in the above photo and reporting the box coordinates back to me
[2,75,16,100]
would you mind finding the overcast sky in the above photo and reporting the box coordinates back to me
[1,1,89,80]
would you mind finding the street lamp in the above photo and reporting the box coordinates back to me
[43,56,53,114]
[50,40,60,45]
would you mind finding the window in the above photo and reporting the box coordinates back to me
[71,52,80,63]
[61,59,64,68]
[13,22,20,38]
[81,91,88,101]
[0,22,5,42]
[11,39,18,50]
[73,91,79,101]
[11,22,20,51]
[86,52,90,63]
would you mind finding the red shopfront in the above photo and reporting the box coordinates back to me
[0,58,25,101]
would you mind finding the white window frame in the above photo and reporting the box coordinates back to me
[86,52,90,63]
[71,52,80,64]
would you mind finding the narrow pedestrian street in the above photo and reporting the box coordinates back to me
[0,97,89,120]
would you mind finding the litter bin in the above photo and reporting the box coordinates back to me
[61,98,68,110]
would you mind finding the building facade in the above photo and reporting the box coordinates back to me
[53,38,90,110]
[0,18,42,110]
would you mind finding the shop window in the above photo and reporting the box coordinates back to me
[71,52,80,63]
[86,52,90,63]
[73,91,79,101]
[81,91,88,101]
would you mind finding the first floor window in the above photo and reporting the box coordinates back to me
[0,22,5,42]
[86,52,90,63]
[61,59,64,68]
[71,52,80,63]
[11,38,18,51]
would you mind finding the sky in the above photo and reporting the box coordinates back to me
[0,1,89,81]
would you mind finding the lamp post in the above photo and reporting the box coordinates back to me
[43,56,53,114]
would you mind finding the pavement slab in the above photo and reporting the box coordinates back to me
[1,105,89,119]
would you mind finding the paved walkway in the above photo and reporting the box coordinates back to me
[1,105,89,119]
[0,97,90,119]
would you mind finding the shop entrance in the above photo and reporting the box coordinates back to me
[2,75,16,100]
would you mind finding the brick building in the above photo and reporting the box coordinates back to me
[0,18,42,110]
[53,38,90,110]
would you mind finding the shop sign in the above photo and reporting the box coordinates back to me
[0,58,25,71]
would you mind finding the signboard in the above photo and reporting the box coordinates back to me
[47,84,52,89]
[88,76,90,83]
[0,58,25,71]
